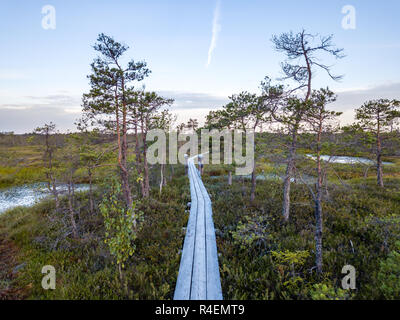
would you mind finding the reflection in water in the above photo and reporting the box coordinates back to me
[208,154,395,185]
[209,172,315,184]
[0,183,89,214]
[305,154,393,165]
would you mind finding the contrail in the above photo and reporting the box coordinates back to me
[206,0,221,68]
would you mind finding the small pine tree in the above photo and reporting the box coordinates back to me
[100,180,143,291]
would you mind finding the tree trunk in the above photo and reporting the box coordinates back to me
[88,168,94,214]
[314,118,324,274]
[228,171,232,185]
[377,134,384,187]
[250,167,256,203]
[282,124,299,221]
[115,86,133,209]
[163,168,167,186]
[241,176,246,197]
[142,133,150,198]
[282,38,312,221]
[122,119,133,207]
[315,153,323,274]
[116,109,133,208]
[51,177,59,211]
[159,164,164,194]
[282,149,295,221]
[67,181,78,238]
[315,187,323,274]
[118,263,123,282]
[134,124,146,197]
[170,164,174,182]
[282,167,292,222]
[120,168,132,206]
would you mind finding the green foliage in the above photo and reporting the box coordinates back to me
[231,214,271,251]
[0,166,45,189]
[1,129,400,300]
[271,250,310,291]
[310,283,351,300]
[377,241,400,299]
[208,167,400,300]
[220,256,277,299]
[100,181,143,269]
[0,167,189,299]
[355,99,400,133]
[82,33,151,123]
[271,250,310,267]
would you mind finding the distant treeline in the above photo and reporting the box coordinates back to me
[2,131,400,157]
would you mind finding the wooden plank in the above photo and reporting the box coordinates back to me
[198,178,223,300]
[173,159,198,300]
[189,160,207,300]
[174,155,223,300]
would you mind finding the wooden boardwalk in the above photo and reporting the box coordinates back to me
[173,155,223,300]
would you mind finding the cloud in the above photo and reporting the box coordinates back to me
[2,83,399,133]
[0,91,228,133]
[332,82,400,125]
[0,105,80,134]
[206,0,221,68]
[158,91,228,110]
[0,104,29,110]
[0,71,30,80]
[0,94,82,133]
[23,94,80,107]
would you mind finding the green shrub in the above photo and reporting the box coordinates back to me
[100,181,143,279]
[310,283,352,300]
[209,171,400,300]
[377,241,400,299]
[231,214,271,251]
[0,171,188,299]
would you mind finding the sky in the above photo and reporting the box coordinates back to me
[0,0,399,133]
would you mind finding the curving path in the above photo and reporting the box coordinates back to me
[173,155,223,300]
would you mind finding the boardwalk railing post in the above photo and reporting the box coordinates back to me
[184,154,188,175]
[198,154,204,176]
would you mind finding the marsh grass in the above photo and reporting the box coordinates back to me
[0,169,189,299]
[1,135,400,300]
[204,171,400,299]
